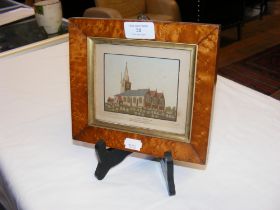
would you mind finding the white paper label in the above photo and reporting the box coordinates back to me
[124,22,155,39]
[124,138,143,151]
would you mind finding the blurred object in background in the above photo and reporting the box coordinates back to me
[60,0,95,18]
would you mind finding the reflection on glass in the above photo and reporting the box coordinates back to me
[0,18,68,53]
[0,0,22,13]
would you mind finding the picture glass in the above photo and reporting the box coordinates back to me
[104,54,179,121]
[88,38,196,143]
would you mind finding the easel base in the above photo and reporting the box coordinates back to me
[94,140,176,196]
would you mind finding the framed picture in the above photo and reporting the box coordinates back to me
[89,37,196,143]
[69,18,219,164]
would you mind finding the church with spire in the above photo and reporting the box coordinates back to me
[105,62,176,121]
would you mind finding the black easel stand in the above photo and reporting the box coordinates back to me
[160,151,176,196]
[94,140,176,196]
[94,140,132,180]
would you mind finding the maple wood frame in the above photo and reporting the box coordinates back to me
[69,18,219,164]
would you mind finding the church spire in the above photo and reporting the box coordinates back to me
[120,62,131,93]
[124,62,129,81]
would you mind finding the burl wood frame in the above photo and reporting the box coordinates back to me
[69,18,219,164]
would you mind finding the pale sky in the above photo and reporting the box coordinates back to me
[104,53,180,107]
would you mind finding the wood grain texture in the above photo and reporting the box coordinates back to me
[69,18,219,164]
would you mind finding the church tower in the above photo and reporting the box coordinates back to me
[120,62,131,93]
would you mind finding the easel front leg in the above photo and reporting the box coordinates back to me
[94,140,132,180]
[160,151,176,196]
